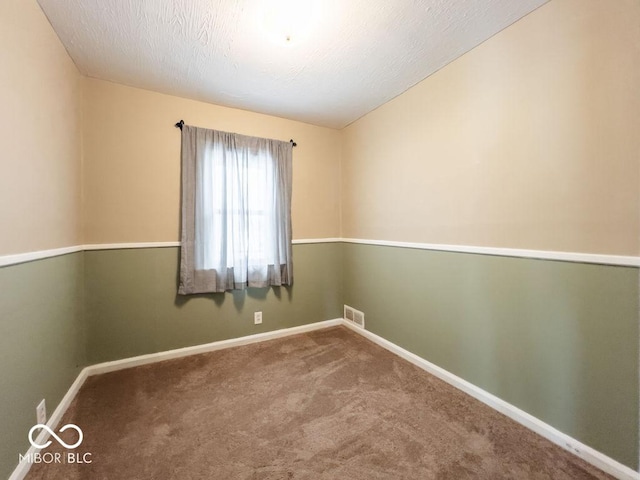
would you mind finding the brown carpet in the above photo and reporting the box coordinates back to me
[26,326,613,479]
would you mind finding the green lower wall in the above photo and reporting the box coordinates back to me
[0,253,85,480]
[84,243,343,364]
[2,242,638,476]
[342,243,639,469]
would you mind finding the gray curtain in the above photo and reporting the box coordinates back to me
[179,125,293,294]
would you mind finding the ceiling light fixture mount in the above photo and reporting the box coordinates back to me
[260,0,317,47]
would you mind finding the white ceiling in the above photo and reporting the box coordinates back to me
[37,0,548,129]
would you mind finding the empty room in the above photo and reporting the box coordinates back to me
[1,0,638,478]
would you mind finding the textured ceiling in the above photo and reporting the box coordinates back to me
[37,0,548,128]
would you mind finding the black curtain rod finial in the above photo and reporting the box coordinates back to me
[290,139,297,147]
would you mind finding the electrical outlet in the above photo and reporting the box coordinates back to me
[254,311,263,325]
[36,399,46,425]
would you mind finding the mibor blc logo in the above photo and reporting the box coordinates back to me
[29,424,83,449]
[19,424,92,465]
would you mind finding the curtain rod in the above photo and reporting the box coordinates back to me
[174,120,297,147]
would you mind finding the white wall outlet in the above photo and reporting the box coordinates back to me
[36,399,46,425]
[254,311,263,325]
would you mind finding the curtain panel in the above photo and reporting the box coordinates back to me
[179,125,293,294]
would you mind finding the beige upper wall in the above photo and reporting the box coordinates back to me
[0,0,82,256]
[4,0,638,255]
[82,78,341,244]
[341,0,640,256]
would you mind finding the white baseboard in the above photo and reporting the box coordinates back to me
[86,319,343,376]
[340,320,639,480]
[8,370,89,480]
[8,319,342,480]
[9,318,638,480]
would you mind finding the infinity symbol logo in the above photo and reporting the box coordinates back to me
[28,424,83,449]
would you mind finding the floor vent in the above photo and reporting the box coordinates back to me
[344,305,365,329]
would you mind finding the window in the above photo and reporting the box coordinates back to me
[178,125,293,294]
